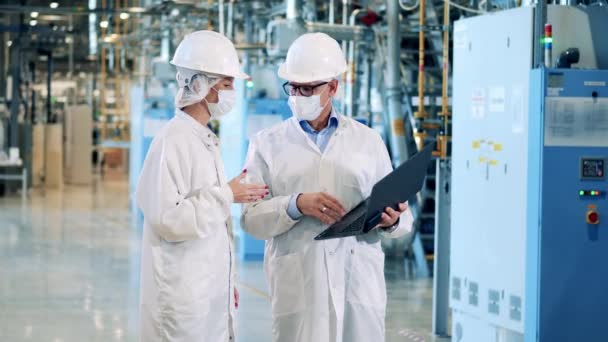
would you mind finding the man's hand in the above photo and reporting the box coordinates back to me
[296,192,346,225]
[378,202,408,229]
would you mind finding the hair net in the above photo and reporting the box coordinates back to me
[174,66,221,108]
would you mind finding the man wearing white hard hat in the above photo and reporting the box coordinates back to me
[136,30,268,342]
[241,32,414,342]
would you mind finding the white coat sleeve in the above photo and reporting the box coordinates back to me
[240,136,300,240]
[374,135,414,238]
[136,135,233,243]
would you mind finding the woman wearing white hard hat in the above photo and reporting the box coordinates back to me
[241,32,413,342]
[136,30,267,342]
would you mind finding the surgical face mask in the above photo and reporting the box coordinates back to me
[288,86,330,121]
[205,87,236,118]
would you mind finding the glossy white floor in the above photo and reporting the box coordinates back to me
[0,179,450,342]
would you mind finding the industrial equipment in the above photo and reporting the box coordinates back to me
[129,83,176,225]
[223,66,291,261]
[450,6,608,341]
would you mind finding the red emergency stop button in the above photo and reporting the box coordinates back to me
[587,210,600,225]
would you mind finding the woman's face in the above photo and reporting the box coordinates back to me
[205,77,234,104]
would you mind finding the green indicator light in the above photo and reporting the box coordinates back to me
[246,80,254,88]
[580,190,585,196]
[544,37,553,44]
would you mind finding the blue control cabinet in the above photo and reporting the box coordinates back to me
[450,7,608,341]
[525,69,608,342]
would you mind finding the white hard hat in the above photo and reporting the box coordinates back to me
[278,32,347,83]
[171,30,249,79]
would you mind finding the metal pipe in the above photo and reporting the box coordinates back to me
[234,43,266,50]
[244,11,253,76]
[0,5,212,15]
[0,32,5,101]
[100,0,107,142]
[286,0,302,20]
[115,0,122,122]
[439,0,450,158]
[366,55,373,115]
[219,0,225,35]
[432,159,451,336]
[9,43,20,146]
[305,22,366,41]
[347,9,363,117]
[432,1,452,332]
[385,0,410,166]
[329,0,335,23]
[340,0,350,115]
[227,0,234,40]
[68,15,74,78]
[160,14,169,61]
[416,0,427,120]
[207,0,213,30]
[46,52,53,123]
[30,62,36,123]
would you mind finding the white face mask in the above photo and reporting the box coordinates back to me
[288,87,331,121]
[205,87,237,118]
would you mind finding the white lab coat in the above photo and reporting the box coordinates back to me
[241,114,413,342]
[136,110,237,342]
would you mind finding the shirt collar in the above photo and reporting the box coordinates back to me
[175,109,218,145]
[299,109,339,134]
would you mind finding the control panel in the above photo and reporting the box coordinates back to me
[581,157,605,180]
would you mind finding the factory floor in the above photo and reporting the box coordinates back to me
[0,179,451,342]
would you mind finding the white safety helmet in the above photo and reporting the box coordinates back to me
[171,30,249,79]
[278,32,348,83]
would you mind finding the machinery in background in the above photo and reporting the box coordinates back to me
[129,78,176,226]
[64,105,93,185]
[450,6,608,342]
[222,65,291,261]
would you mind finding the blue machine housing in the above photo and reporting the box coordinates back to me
[235,97,291,261]
[525,68,608,341]
[129,86,175,226]
[220,68,293,261]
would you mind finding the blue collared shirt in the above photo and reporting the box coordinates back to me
[286,111,340,220]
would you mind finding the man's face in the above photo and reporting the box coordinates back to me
[205,77,234,104]
[285,79,338,106]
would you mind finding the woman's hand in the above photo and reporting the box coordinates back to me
[228,170,268,204]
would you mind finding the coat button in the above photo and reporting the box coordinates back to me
[351,249,354,254]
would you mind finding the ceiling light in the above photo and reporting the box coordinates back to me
[99,20,109,29]
[50,2,59,9]
[29,20,37,26]
[119,12,130,20]
[31,12,39,18]
[6,40,12,47]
